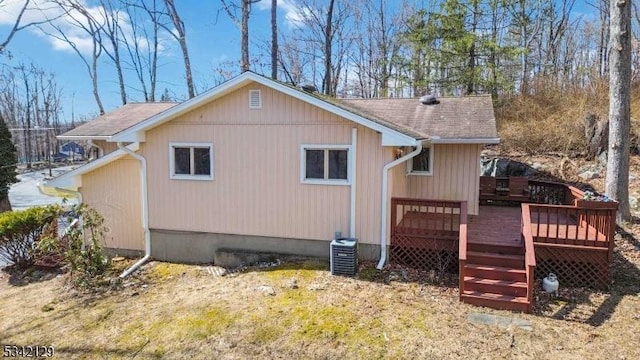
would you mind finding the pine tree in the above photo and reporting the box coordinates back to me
[0,114,18,212]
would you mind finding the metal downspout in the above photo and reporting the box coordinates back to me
[117,142,151,278]
[376,142,425,270]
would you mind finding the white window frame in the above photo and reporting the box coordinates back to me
[407,145,434,176]
[300,144,352,186]
[248,89,262,109]
[169,142,214,181]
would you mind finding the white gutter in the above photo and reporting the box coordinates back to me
[117,142,151,278]
[350,128,357,238]
[376,142,425,270]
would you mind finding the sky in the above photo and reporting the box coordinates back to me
[0,0,596,123]
[0,0,304,122]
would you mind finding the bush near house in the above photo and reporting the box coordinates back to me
[38,204,111,288]
[0,206,61,268]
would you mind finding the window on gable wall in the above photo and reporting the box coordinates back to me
[407,146,433,175]
[301,145,350,185]
[170,143,214,180]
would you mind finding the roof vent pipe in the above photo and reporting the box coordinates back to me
[301,84,317,93]
[420,94,439,105]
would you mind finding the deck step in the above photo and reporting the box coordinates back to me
[467,242,524,255]
[463,276,528,297]
[467,251,525,268]
[463,264,526,282]
[461,291,530,312]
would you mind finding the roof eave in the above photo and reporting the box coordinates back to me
[45,143,139,190]
[57,135,112,141]
[430,137,500,144]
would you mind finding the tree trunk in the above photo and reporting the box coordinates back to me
[0,196,10,213]
[323,0,335,96]
[242,0,250,72]
[584,113,608,160]
[271,0,278,79]
[164,0,195,98]
[606,0,632,222]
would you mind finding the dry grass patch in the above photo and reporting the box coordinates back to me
[1,254,639,359]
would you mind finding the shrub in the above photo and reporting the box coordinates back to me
[0,205,61,269]
[39,204,110,287]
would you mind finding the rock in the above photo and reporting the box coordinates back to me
[285,278,299,289]
[308,283,326,291]
[467,312,533,331]
[41,272,56,281]
[578,169,600,181]
[577,164,604,180]
[597,151,608,166]
[256,285,276,296]
[629,196,638,211]
[480,157,538,177]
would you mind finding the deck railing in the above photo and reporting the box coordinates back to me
[390,198,466,271]
[521,204,536,311]
[521,198,617,288]
[458,201,468,300]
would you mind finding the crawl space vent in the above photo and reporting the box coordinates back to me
[330,238,358,276]
[249,89,262,109]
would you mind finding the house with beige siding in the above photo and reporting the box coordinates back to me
[47,71,498,273]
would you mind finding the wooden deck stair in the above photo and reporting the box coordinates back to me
[461,242,532,312]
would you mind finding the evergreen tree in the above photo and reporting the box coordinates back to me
[0,114,18,212]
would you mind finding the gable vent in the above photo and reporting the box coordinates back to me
[249,89,262,109]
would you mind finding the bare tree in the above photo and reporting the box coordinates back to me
[97,0,127,104]
[44,1,105,114]
[606,0,632,222]
[220,0,262,73]
[122,0,161,102]
[0,0,56,54]
[162,0,195,98]
[271,0,277,79]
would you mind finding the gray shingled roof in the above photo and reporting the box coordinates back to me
[340,96,497,140]
[60,102,178,138]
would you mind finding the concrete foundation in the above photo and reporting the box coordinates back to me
[149,229,381,264]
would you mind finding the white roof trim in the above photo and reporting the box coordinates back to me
[45,143,139,190]
[57,135,112,141]
[110,72,418,146]
[431,137,500,144]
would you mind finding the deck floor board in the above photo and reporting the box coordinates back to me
[468,206,523,247]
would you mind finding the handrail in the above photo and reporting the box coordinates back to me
[521,204,536,268]
[458,201,468,262]
[521,203,536,312]
[390,197,466,206]
[458,201,468,300]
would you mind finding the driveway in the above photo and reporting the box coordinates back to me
[8,167,78,210]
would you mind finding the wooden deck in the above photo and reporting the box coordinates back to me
[468,206,522,247]
[390,177,618,312]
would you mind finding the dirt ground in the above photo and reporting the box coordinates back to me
[1,154,639,359]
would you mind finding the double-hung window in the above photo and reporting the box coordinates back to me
[169,142,214,180]
[407,146,433,176]
[301,145,351,185]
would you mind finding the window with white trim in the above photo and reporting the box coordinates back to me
[301,145,351,185]
[407,146,433,175]
[169,142,214,180]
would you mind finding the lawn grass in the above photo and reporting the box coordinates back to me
[1,251,639,359]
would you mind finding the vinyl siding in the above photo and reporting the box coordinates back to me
[80,157,143,250]
[141,83,389,245]
[404,144,481,215]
